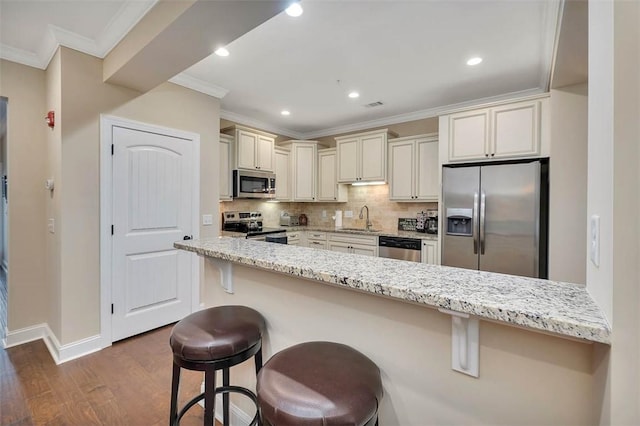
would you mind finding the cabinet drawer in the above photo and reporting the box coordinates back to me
[328,233,377,246]
[307,240,327,249]
[307,231,327,240]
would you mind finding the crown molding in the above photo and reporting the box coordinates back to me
[220,110,305,139]
[0,0,156,70]
[0,43,43,69]
[169,73,230,99]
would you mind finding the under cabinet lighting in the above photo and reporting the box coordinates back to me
[351,181,386,186]
[348,91,360,99]
[281,110,291,116]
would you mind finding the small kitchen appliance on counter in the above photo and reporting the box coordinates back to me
[280,212,299,226]
[425,210,438,234]
[298,213,308,226]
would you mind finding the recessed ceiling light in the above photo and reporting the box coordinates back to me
[281,110,291,116]
[467,57,483,66]
[215,47,229,57]
[285,2,303,17]
[348,91,360,99]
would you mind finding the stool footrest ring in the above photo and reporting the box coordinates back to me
[174,385,259,426]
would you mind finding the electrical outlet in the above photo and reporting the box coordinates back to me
[48,218,55,234]
[202,214,213,226]
[322,210,327,218]
[590,215,600,267]
[344,210,353,218]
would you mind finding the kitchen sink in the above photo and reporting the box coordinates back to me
[338,227,381,233]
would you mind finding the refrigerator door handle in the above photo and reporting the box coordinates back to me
[480,191,487,255]
[472,192,479,255]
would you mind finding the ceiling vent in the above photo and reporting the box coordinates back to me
[363,101,384,108]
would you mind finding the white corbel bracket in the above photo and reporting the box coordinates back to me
[208,258,234,294]
[438,308,479,378]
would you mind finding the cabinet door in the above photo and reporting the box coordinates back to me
[421,240,439,264]
[307,240,327,250]
[336,138,359,182]
[448,110,490,162]
[415,138,439,201]
[491,101,540,159]
[351,244,378,257]
[236,130,257,170]
[292,144,316,201]
[256,135,275,171]
[318,150,337,201]
[219,138,232,201]
[327,241,351,254]
[360,134,386,181]
[388,141,415,200]
[274,148,290,201]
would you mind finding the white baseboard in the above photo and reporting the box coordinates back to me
[198,382,255,426]
[4,322,102,364]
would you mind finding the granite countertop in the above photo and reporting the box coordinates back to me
[175,237,610,344]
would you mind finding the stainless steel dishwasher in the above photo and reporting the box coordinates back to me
[378,236,422,262]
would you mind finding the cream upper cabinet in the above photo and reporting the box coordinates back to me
[223,125,276,172]
[388,134,438,202]
[317,148,348,202]
[280,140,325,202]
[336,129,396,183]
[219,134,233,201]
[274,147,291,201]
[446,98,547,162]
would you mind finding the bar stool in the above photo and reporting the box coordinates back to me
[169,305,266,426]
[257,341,383,426]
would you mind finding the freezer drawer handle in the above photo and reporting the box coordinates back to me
[472,192,479,255]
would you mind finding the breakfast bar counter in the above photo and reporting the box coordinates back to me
[175,237,610,345]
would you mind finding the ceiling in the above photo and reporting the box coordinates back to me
[0,0,567,139]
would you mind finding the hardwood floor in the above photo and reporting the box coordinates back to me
[0,325,222,426]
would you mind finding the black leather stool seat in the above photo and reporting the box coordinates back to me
[257,341,383,426]
[169,305,266,426]
[170,305,265,361]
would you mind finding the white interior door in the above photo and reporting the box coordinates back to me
[111,125,194,342]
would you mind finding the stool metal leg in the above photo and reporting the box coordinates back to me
[223,368,230,426]
[170,363,181,426]
[204,365,216,426]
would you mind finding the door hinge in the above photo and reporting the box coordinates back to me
[111,144,114,155]
[111,225,114,235]
[111,304,114,314]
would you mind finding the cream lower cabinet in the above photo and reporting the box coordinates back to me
[219,134,233,201]
[317,148,348,202]
[307,231,327,250]
[327,233,378,257]
[274,147,291,201]
[388,134,438,201]
[336,129,396,183]
[287,231,302,246]
[421,240,439,265]
[445,97,547,162]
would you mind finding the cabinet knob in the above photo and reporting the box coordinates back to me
[485,154,489,157]
[491,153,495,157]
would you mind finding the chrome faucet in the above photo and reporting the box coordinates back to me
[359,205,372,230]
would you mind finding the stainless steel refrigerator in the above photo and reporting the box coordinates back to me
[441,159,548,278]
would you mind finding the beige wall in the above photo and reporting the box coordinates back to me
[204,262,597,425]
[588,1,640,424]
[0,60,49,331]
[48,47,220,344]
[45,50,62,338]
[548,84,587,284]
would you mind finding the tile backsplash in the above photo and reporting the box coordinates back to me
[220,184,437,231]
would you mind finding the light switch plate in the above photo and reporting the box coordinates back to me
[202,214,213,226]
[48,218,55,234]
[590,215,600,267]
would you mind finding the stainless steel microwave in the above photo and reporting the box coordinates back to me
[233,169,276,199]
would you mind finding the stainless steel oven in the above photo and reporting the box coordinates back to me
[233,170,276,199]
